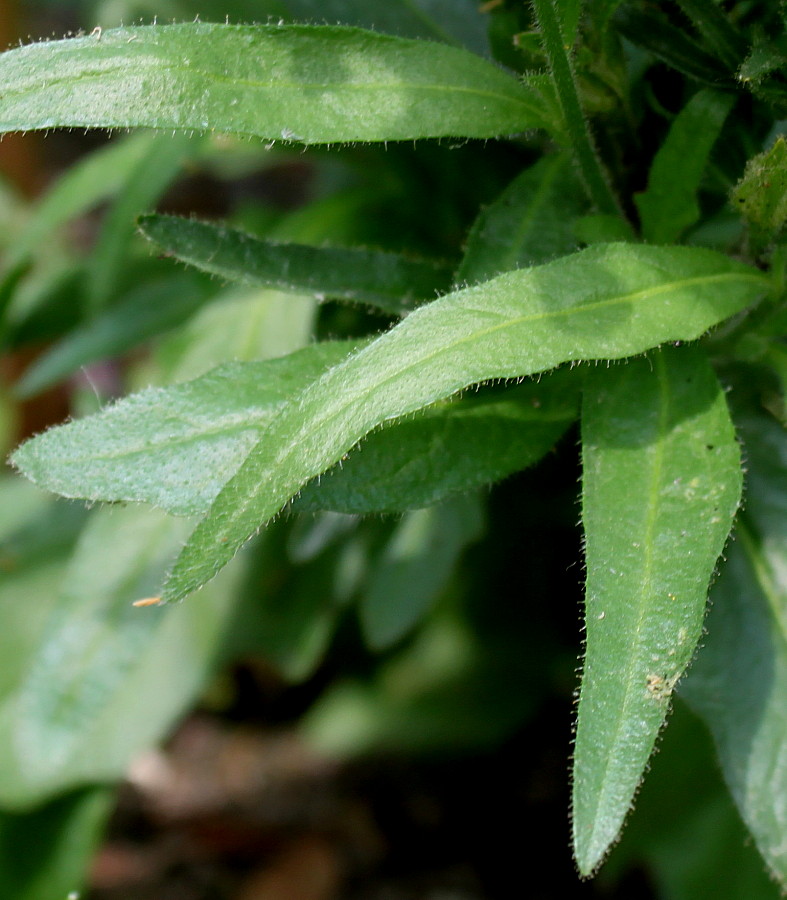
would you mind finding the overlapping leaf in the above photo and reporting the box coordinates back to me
[573,346,743,875]
[158,243,764,602]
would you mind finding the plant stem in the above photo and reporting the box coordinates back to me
[531,0,622,217]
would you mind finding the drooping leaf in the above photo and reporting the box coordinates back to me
[681,400,787,887]
[636,90,735,244]
[604,701,782,900]
[12,340,361,517]
[0,24,548,143]
[572,345,743,876]
[360,493,484,649]
[138,214,452,316]
[161,244,764,602]
[456,153,586,285]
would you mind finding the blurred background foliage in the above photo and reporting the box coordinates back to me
[0,1,782,898]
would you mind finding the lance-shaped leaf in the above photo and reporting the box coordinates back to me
[681,402,787,887]
[572,346,743,875]
[158,243,764,602]
[0,23,547,143]
[138,214,452,316]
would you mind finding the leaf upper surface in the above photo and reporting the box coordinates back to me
[0,23,545,143]
[161,243,764,601]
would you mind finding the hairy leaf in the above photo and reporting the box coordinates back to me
[12,341,360,516]
[0,23,546,143]
[161,243,764,601]
[138,214,452,316]
[573,346,743,875]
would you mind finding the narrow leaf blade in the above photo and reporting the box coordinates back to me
[163,244,763,601]
[0,24,546,142]
[573,346,743,874]
[138,214,452,316]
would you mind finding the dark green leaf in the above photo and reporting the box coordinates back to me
[293,373,578,514]
[361,493,484,649]
[456,153,586,284]
[138,214,452,316]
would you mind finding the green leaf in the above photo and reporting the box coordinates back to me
[162,244,764,602]
[0,787,113,900]
[635,90,735,244]
[0,504,247,806]
[672,0,748,71]
[361,493,484,649]
[138,214,452,316]
[12,340,361,517]
[0,24,547,143]
[572,345,743,875]
[456,153,587,284]
[681,403,787,887]
[14,272,214,398]
[293,372,578,514]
